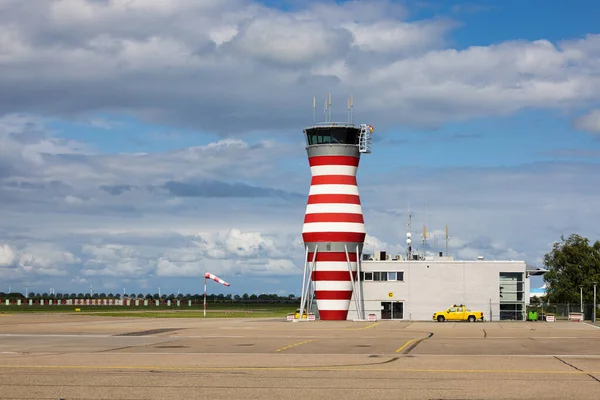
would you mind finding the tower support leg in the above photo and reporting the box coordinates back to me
[345,245,361,321]
[298,245,317,321]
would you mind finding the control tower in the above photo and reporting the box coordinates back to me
[297,95,373,321]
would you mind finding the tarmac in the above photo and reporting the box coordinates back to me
[1,313,600,399]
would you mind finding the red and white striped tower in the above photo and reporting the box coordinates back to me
[298,95,373,321]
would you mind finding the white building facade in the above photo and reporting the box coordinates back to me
[346,251,544,321]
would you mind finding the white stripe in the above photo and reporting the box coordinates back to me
[305,204,363,214]
[309,184,359,196]
[314,281,354,291]
[310,165,357,176]
[316,299,351,310]
[312,261,356,271]
[302,222,365,233]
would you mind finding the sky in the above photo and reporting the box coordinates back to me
[1,0,599,297]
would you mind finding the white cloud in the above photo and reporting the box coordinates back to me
[573,109,600,134]
[0,244,15,267]
[0,1,598,133]
[0,1,599,295]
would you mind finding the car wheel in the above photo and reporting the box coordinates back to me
[437,315,445,322]
[468,315,475,322]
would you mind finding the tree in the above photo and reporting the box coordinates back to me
[543,234,600,304]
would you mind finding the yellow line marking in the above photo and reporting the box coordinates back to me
[395,338,418,353]
[360,322,380,330]
[345,322,380,330]
[275,339,319,352]
[0,365,597,375]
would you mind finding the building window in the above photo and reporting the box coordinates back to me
[387,272,396,281]
[499,272,525,320]
[373,272,387,281]
[396,271,404,281]
[364,272,373,281]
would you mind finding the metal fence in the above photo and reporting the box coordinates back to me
[526,303,598,321]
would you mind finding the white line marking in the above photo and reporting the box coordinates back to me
[583,322,600,329]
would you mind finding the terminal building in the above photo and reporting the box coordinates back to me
[346,248,548,322]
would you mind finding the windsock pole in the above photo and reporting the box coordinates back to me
[203,272,230,318]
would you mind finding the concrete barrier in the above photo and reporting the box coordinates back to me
[569,313,584,322]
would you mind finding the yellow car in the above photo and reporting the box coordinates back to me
[433,305,484,322]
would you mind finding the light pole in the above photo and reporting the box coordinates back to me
[593,282,597,323]
[580,285,583,313]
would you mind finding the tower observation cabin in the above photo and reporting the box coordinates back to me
[304,123,373,153]
[303,93,373,153]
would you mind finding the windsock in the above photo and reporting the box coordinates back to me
[205,272,230,287]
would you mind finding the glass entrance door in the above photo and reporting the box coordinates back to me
[381,301,404,320]
[392,302,404,319]
[381,302,392,319]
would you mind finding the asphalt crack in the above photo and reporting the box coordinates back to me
[404,332,434,355]
[554,356,600,384]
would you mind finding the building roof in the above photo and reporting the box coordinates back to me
[526,263,549,276]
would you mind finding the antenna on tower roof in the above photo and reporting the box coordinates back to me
[313,95,316,125]
[328,93,332,122]
[347,94,354,123]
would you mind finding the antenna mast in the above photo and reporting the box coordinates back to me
[406,209,412,260]
[422,225,427,259]
[347,96,351,123]
[313,95,316,125]
[328,93,332,122]
[445,224,449,256]
[348,94,354,123]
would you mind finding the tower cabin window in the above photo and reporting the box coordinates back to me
[305,126,360,146]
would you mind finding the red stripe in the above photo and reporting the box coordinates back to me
[315,290,353,300]
[304,213,364,223]
[311,175,357,185]
[312,271,357,281]
[307,194,361,204]
[318,309,349,320]
[307,252,358,262]
[303,232,366,243]
[309,156,359,167]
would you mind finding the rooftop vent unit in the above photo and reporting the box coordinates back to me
[477,256,484,261]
